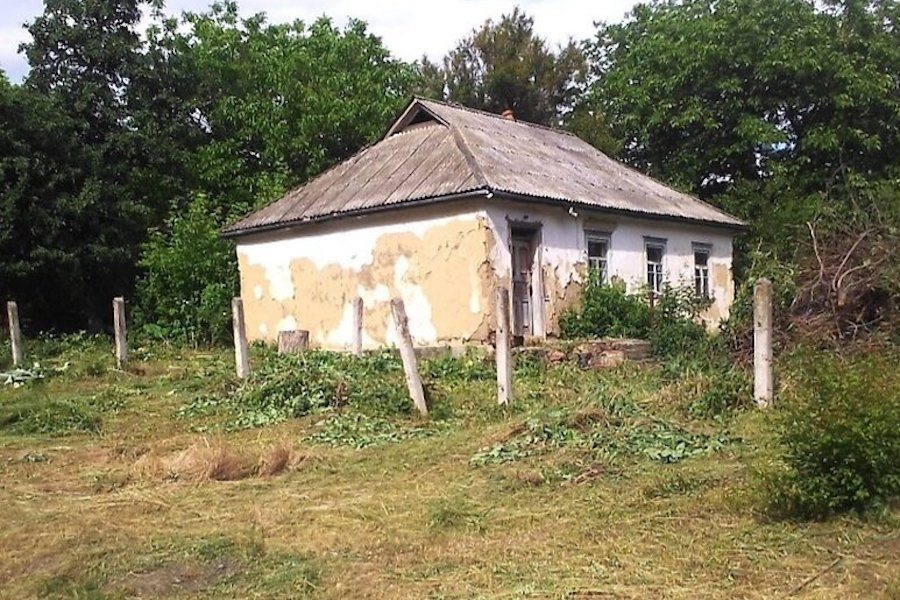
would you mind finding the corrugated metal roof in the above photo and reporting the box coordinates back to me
[223,98,744,236]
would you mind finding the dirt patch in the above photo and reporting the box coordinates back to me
[119,559,240,598]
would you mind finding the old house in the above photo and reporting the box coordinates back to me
[222,98,744,350]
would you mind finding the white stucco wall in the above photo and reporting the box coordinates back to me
[484,199,736,331]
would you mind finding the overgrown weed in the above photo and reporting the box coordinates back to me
[761,347,900,520]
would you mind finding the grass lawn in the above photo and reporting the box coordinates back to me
[0,337,896,599]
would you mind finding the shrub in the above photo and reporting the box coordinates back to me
[646,285,709,358]
[559,275,649,339]
[560,276,712,360]
[765,350,900,519]
[135,195,237,345]
[690,365,751,417]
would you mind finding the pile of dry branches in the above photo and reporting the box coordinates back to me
[792,219,897,341]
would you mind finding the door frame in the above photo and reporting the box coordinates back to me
[507,221,545,341]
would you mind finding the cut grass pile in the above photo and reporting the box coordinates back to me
[0,337,897,599]
[131,438,296,482]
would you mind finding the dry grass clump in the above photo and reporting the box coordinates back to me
[566,407,609,431]
[131,438,295,483]
[257,441,293,477]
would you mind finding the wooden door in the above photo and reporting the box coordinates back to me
[511,237,534,336]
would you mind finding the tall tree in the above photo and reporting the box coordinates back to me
[5,0,159,330]
[3,0,419,334]
[421,8,586,126]
[584,0,899,200]
[147,2,420,218]
[0,73,86,329]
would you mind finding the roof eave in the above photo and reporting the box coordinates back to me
[492,190,747,232]
[220,188,491,239]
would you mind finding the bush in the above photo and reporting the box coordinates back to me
[560,276,712,360]
[135,195,237,345]
[690,364,751,417]
[0,397,101,435]
[646,285,709,358]
[559,275,650,339]
[765,350,900,519]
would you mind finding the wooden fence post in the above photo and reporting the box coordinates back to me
[113,297,127,369]
[496,287,512,406]
[232,297,250,379]
[390,298,427,416]
[352,297,364,357]
[754,278,773,408]
[6,301,24,367]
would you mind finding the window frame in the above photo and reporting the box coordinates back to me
[584,230,611,283]
[644,237,667,296]
[692,242,713,300]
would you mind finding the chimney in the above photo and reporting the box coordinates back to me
[501,108,516,121]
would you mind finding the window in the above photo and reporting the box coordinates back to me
[693,243,712,299]
[585,231,610,282]
[645,239,666,295]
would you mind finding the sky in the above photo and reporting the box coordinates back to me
[0,0,637,82]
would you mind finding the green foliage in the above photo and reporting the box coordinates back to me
[559,276,650,339]
[585,0,899,198]
[560,277,712,359]
[154,2,420,218]
[560,276,752,416]
[420,8,587,126]
[180,347,514,431]
[646,285,710,358]
[0,397,101,436]
[422,349,494,381]
[471,395,729,468]
[764,349,900,519]
[136,195,236,345]
[181,349,411,430]
[307,413,435,449]
[3,0,419,335]
[720,248,798,348]
[3,0,172,330]
[688,364,752,418]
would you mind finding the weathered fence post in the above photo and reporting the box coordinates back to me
[754,278,773,408]
[6,301,24,366]
[352,297,364,357]
[390,298,427,416]
[232,297,250,379]
[495,287,512,406]
[112,297,127,369]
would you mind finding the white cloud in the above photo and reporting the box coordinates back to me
[1,0,636,81]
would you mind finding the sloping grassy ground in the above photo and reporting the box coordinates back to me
[0,336,897,599]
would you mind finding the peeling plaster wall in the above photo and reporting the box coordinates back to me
[235,202,495,349]
[484,200,736,335]
[235,197,736,350]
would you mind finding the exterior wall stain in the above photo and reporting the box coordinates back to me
[237,210,495,349]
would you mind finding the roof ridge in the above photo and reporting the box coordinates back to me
[413,96,580,139]
[448,125,489,189]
